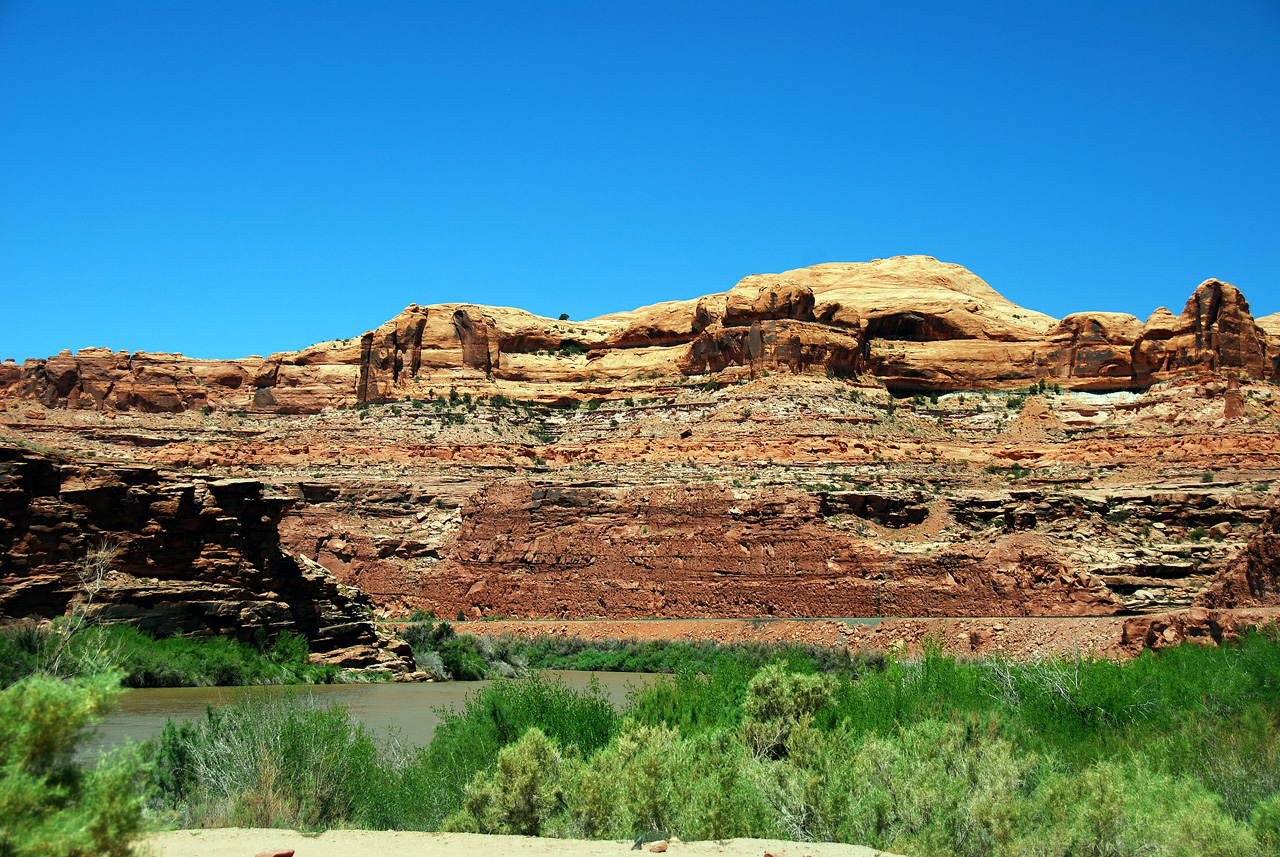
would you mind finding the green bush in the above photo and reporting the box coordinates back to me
[382,673,620,830]
[445,727,564,835]
[148,692,386,829]
[0,623,337,689]
[1024,761,1255,857]
[0,623,56,687]
[0,673,146,856]
[752,717,1032,851]
[1252,792,1280,855]
[741,663,836,758]
[400,623,528,681]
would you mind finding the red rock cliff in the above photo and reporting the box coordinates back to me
[3,257,1276,412]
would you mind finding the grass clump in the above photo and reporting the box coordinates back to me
[148,692,384,829]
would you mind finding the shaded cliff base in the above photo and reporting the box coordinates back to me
[0,442,413,674]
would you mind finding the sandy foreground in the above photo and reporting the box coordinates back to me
[147,828,901,857]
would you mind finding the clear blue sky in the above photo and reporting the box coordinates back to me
[3,1,1278,361]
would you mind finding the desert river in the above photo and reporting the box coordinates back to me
[84,670,663,757]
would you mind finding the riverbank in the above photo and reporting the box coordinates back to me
[0,623,346,688]
[455,610,1280,659]
[85,670,660,758]
[148,829,898,857]
[12,629,1280,855]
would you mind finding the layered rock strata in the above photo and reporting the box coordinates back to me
[1197,504,1280,609]
[274,468,1275,621]
[415,481,1121,619]
[0,443,410,669]
[3,256,1280,658]
[4,258,1277,415]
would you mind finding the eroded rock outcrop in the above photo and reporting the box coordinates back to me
[0,443,409,668]
[1132,280,1276,383]
[0,343,363,415]
[1198,502,1280,609]
[4,257,1276,413]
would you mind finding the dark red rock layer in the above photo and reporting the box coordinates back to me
[409,482,1120,619]
[1198,504,1280,609]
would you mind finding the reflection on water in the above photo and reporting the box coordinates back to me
[85,670,662,757]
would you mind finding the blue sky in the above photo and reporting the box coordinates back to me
[2,1,1278,361]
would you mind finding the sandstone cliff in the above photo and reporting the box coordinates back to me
[4,257,1276,414]
[0,442,405,666]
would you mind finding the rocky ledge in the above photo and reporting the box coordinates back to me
[2,255,1278,661]
[0,443,412,672]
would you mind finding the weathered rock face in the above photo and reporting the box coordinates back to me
[1039,313,1144,391]
[0,444,390,656]
[3,257,1280,659]
[4,257,1276,413]
[273,466,1279,621]
[1198,503,1280,609]
[379,481,1121,619]
[0,343,364,415]
[1121,606,1263,652]
[1132,280,1276,382]
[4,354,1279,639]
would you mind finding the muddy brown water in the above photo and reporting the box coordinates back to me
[85,670,663,758]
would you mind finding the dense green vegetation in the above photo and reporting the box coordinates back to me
[147,672,618,831]
[401,621,527,680]
[0,622,341,689]
[0,673,147,856]
[400,620,876,679]
[6,619,1280,853]
[147,629,1280,855]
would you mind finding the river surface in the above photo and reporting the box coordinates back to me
[86,670,662,757]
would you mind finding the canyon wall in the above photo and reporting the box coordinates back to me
[275,464,1278,621]
[4,258,1277,414]
[3,255,1279,651]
